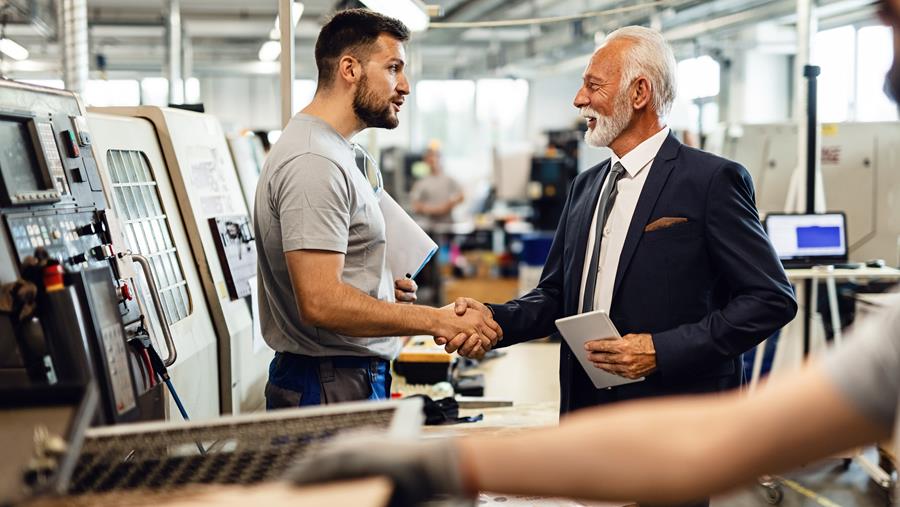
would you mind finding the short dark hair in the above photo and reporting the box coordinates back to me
[315,9,410,89]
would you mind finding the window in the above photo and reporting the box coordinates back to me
[856,25,898,121]
[141,78,169,106]
[677,56,720,100]
[84,80,140,107]
[814,26,855,122]
[415,80,476,155]
[293,80,317,112]
[476,78,529,145]
[106,150,191,324]
[18,79,64,89]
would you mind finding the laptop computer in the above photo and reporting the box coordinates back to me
[763,212,849,268]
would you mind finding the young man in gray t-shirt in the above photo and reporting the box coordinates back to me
[255,10,501,408]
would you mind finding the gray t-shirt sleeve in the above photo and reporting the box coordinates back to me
[409,179,426,204]
[448,176,462,196]
[272,153,352,254]
[820,290,900,430]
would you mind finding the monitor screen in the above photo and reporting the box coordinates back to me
[765,213,847,260]
[0,118,43,196]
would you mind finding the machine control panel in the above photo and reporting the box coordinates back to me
[5,211,108,271]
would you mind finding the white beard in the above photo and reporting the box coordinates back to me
[582,92,633,148]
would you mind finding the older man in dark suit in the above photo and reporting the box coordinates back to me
[444,26,797,418]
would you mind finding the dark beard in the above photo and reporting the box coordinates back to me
[352,73,398,129]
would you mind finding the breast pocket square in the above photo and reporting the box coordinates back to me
[644,217,689,233]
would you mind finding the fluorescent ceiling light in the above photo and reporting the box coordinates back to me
[258,40,281,62]
[360,0,430,32]
[0,38,29,61]
[269,2,305,40]
[260,2,304,62]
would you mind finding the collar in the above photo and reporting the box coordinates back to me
[610,126,671,178]
[294,113,354,151]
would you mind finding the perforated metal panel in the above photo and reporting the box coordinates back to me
[68,406,396,494]
[106,149,191,323]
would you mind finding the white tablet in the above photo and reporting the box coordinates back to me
[554,310,645,389]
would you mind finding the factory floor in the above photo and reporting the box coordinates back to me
[713,450,893,506]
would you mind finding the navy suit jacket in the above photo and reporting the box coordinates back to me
[489,133,797,414]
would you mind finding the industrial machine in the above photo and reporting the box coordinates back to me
[3,378,421,504]
[0,80,177,424]
[87,112,222,421]
[91,106,271,415]
[226,131,267,212]
[527,156,577,231]
[716,122,900,264]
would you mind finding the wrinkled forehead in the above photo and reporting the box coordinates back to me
[583,41,629,82]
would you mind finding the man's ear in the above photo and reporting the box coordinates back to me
[632,76,652,111]
[337,55,362,86]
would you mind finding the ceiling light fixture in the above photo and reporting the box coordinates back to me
[259,2,304,62]
[0,38,29,61]
[359,0,430,32]
[258,40,282,62]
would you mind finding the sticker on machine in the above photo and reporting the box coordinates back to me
[187,145,243,216]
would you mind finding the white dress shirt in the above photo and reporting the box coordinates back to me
[578,127,671,314]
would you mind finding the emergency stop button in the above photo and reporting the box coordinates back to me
[120,282,133,301]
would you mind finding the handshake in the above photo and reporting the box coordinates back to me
[432,298,502,359]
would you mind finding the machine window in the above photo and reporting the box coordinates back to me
[106,149,191,323]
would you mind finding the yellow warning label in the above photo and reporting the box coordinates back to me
[821,124,839,137]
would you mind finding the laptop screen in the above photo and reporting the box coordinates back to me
[764,213,847,262]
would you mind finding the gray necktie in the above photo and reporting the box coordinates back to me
[581,162,626,313]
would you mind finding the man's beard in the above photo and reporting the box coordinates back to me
[352,73,399,129]
[582,89,633,148]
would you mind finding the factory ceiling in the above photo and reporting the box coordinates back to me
[0,0,880,80]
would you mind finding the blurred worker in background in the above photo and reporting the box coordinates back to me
[254,9,499,409]
[284,1,900,504]
[410,143,464,230]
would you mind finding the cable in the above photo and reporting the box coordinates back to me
[145,344,205,454]
[429,0,670,29]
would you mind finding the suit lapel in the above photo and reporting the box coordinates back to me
[566,160,610,311]
[611,133,682,301]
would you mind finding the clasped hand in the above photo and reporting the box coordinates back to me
[433,297,502,359]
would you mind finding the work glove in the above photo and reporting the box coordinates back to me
[284,432,469,507]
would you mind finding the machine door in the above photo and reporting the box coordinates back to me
[95,106,271,415]
[756,124,797,216]
[87,112,220,421]
[820,123,877,260]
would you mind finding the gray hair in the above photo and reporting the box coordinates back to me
[602,26,677,117]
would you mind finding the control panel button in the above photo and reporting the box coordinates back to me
[120,282,133,301]
[77,223,98,236]
[63,130,80,158]
[68,253,87,265]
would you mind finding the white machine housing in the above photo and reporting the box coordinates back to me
[87,112,221,421]
[93,106,272,415]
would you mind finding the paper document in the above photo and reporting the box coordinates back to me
[379,191,438,280]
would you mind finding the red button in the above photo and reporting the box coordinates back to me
[121,282,133,301]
